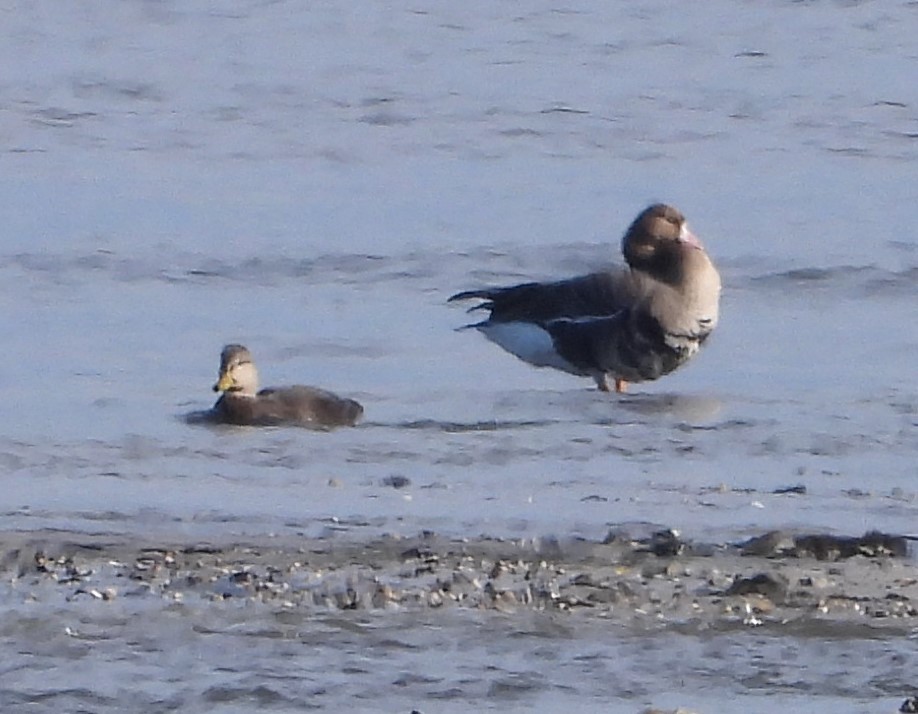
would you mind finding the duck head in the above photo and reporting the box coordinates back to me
[213,344,260,396]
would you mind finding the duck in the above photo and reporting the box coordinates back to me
[449,203,721,392]
[210,344,363,428]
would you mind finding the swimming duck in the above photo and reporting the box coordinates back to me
[449,204,721,392]
[211,344,363,428]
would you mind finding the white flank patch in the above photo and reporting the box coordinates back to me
[478,322,580,374]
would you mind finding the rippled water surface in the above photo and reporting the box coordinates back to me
[2,1,918,711]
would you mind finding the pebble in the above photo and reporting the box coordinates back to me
[1,528,915,628]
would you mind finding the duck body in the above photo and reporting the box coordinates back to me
[210,344,363,429]
[213,385,364,428]
[450,204,721,392]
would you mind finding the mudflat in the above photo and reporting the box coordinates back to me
[4,528,915,631]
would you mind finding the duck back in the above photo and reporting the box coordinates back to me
[214,386,363,429]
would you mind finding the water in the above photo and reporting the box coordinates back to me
[2,0,918,711]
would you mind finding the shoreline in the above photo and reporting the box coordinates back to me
[3,527,915,631]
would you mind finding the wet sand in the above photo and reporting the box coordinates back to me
[5,528,915,631]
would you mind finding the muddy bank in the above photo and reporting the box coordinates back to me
[2,528,915,630]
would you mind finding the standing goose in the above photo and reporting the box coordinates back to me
[449,204,721,392]
[211,344,363,428]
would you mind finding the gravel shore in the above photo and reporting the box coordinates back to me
[3,527,915,631]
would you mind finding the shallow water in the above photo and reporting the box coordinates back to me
[4,603,916,714]
[2,0,918,711]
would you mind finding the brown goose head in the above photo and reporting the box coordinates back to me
[213,344,260,396]
[621,204,703,285]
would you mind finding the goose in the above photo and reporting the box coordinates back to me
[211,344,363,428]
[449,204,721,392]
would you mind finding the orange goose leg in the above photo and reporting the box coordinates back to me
[596,375,628,393]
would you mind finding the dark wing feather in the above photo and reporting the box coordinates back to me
[214,387,363,428]
[449,270,636,324]
[260,386,363,428]
[544,309,682,384]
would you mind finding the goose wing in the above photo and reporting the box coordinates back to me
[450,269,636,324]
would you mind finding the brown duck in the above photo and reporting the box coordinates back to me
[211,344,363,428]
